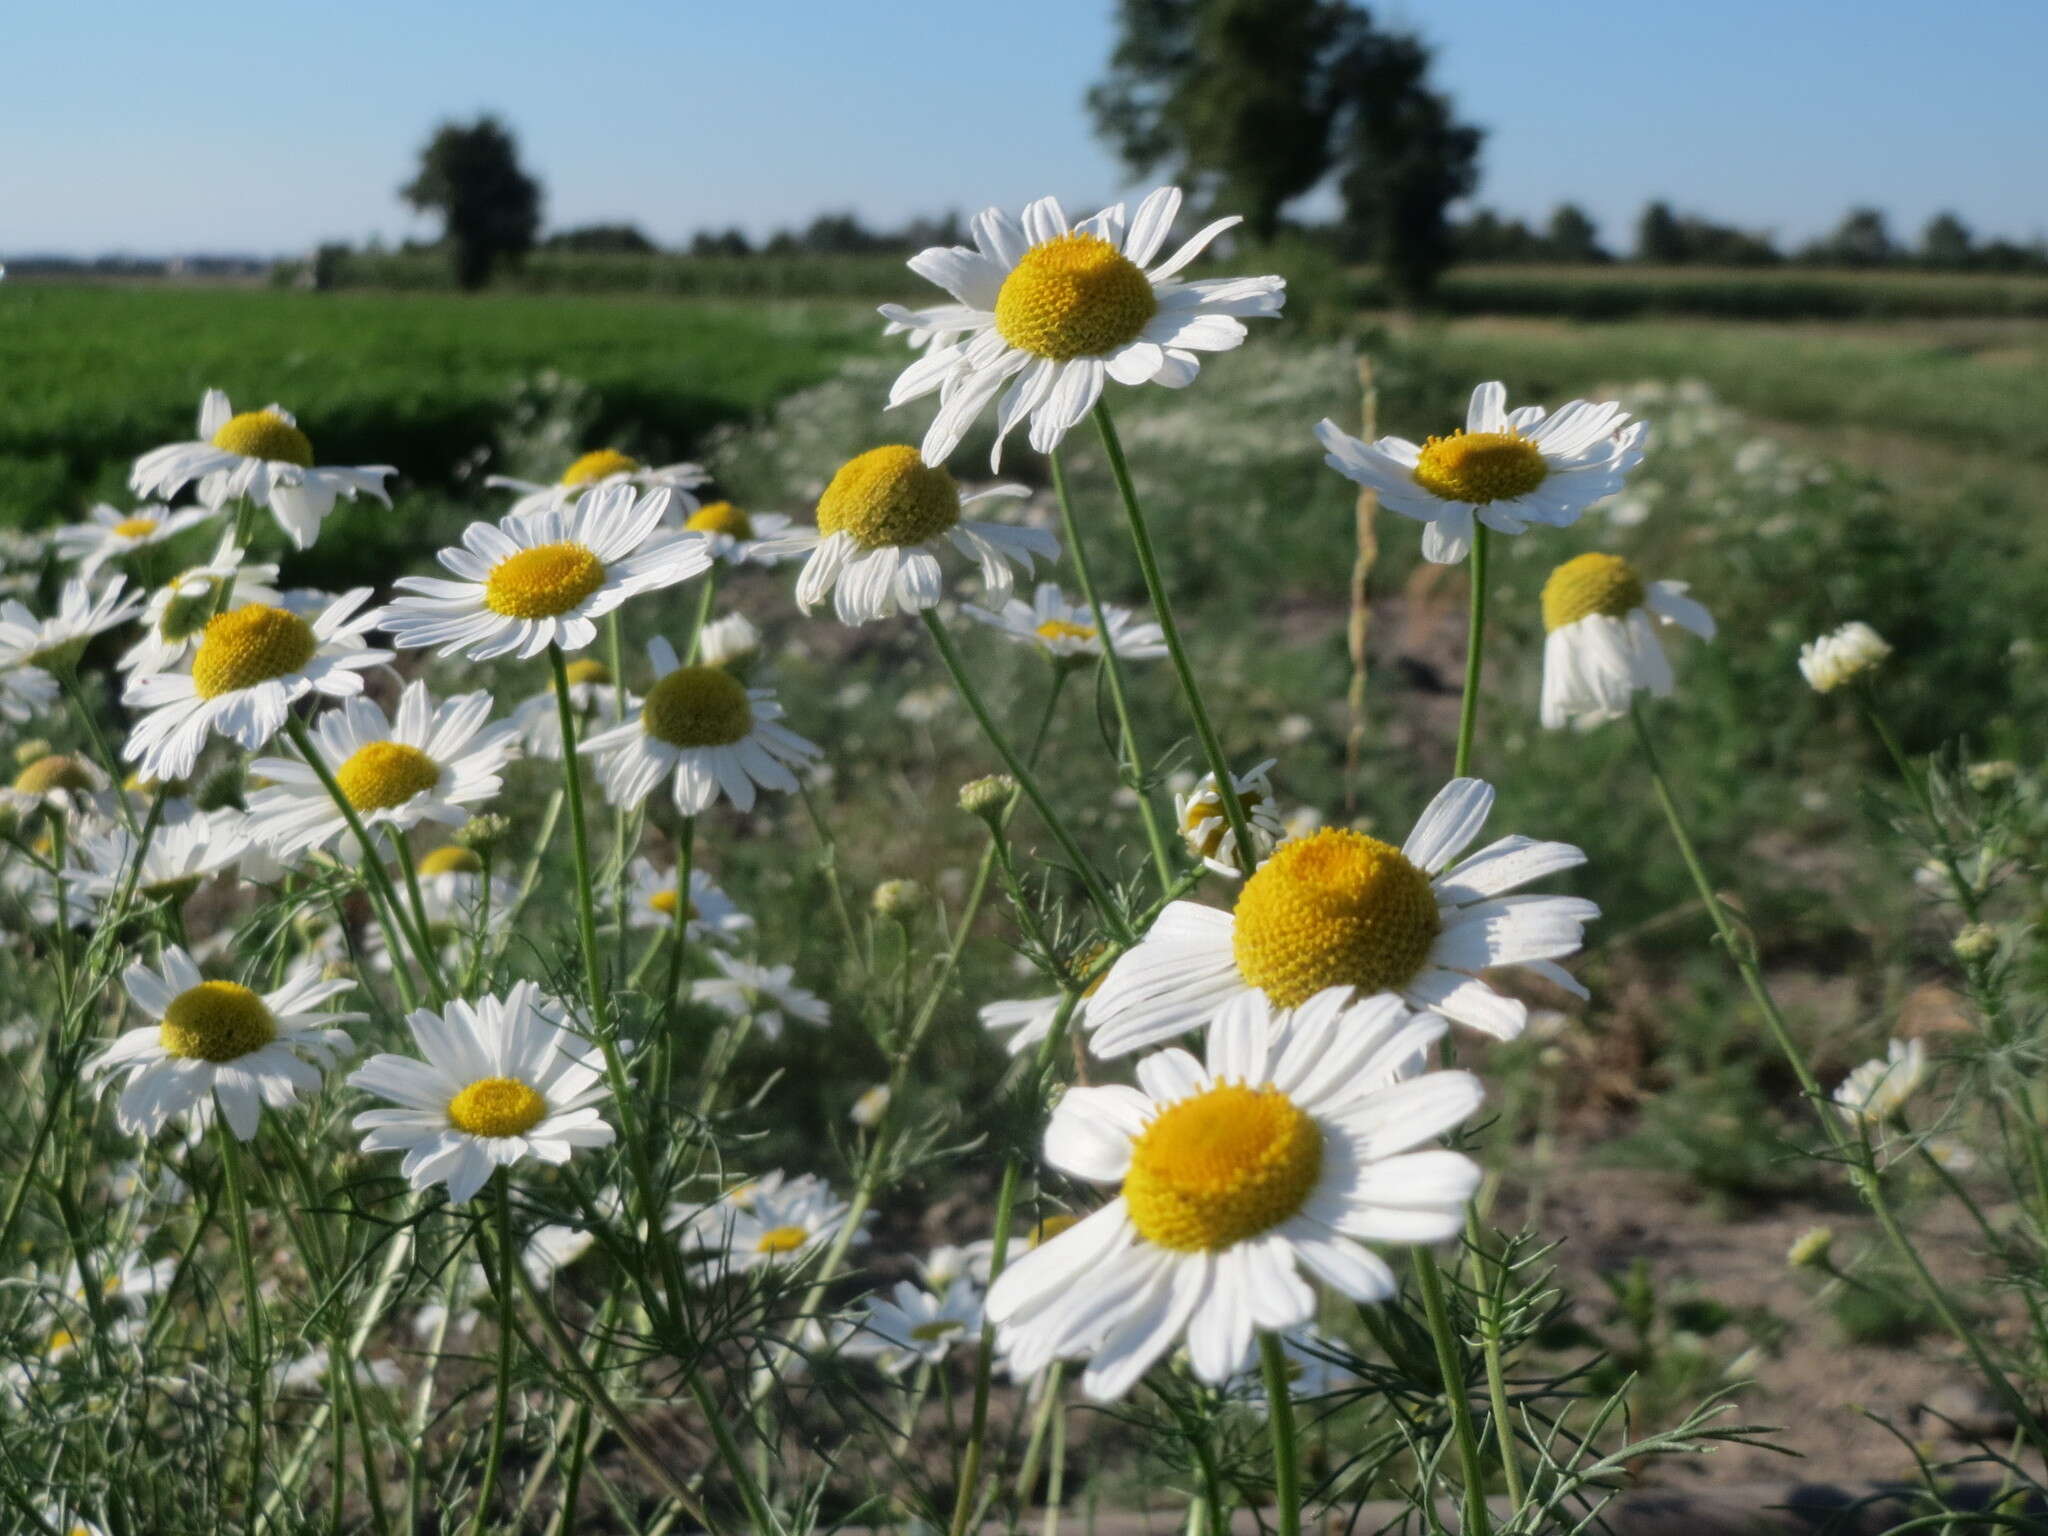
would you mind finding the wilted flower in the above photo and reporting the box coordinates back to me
[1798,621,1890,693]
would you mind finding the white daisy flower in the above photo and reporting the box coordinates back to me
[621,855,753,943]
[690,949,829,1040]
[669,500,799,567]
[1175,758,1285,879]
[2,752,112,817]
[882,187,1286,468]
[53,1244,178,1312]
[697,611,761,668]
[88,947,359,1141]
[486,449,710,518]
[0,575,144,674]
[844,1278,984,1376]
[348,982,616,1205]
[243,680,518,861]
[362,846,516,975]
[129,391,394,550]
[1316,382,1649,564]
[273,1346,404,1395]
[1088,778,1595,1056]
[1799,621,1892,693]
[376,484,712,662]
[1834,1037,1927,1127]
[580,635,820,813]
[0,660,58,723]
[1539,553,1716,730]
[118,538,286,679]
[65,803,246,910]
[680,1174,859,1276]
[967,582,1167,663]
[53,503,216,576]
[120,589,389,784]
[979,941,1118,1057]
[920,1241,996,1291]
[986,990,1480,1400]
[765,446,1054,626]
[508,656,627,759]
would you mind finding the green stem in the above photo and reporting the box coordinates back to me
[664,816,697,1025]
[796,778,862,959]
[213,499,259,615]
[1047,445,1174,885]
[56,666,138,833]
[390,836,445,1004]
[1259,1333,1303,1536]
[1413,1250,1493,1536]
[1091,401,1256,864]
[921,610,1130,942]
[1453,526,1490,778]
[683,564,719,663]
[470,1176,517,1536]
[219,1126,270,1530]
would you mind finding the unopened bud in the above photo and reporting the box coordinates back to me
[1952,924,1998,963]
[12,738,53,767]
[958,774,1016,820]
[1787,1227,1834,1271]
[455,814,511,853]
[849,1084,891,1127]
[872,878,926,919]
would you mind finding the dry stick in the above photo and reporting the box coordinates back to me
[1344,356,1380,817]
[1628,698,2048,1460]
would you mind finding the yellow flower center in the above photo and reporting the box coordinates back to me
[12,755,96,796]
[1029,1212,1081,1246]
[648,888,700,919]
[211,410,314,468]
[1540,552,1647,631]
[1181,781,1270,861]
[755,1224,810,1255]
[1035,618,1098,645]
[1231,828,1440,1009]
[1124,1083,1323,1252]
[160,980,277,1062]
[641,665,752,748]
[417,845,482,877]
[816,446,960,549]
[1411,430,1548,505]
[560,448,640,487]
[994,232,1158,361]
[482,542,607,619]
[333,742,441,812]
[446,1076,548,1137]
[190,604,319,699]
[558,658,611,690]
[910,1319,966,1342]
[112,516,160,540]
[686,501,754,539]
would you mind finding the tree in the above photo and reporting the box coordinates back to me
[1635,201,1686,264]
[400,117,543,291]
[1920,212,1973,270]
[544,223,657,255]
[1546,203,1607,263]
[1804,206,1893,267]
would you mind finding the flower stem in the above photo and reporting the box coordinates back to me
[921,610,1131,942]
[1413,1250,1494,1536]
[390,836,445,1003]
[469,1175,516,1536]
[1258,1333,1304,1536]
[1091,401,1257,863]
[1047,445,1174,885]
[683,563,720,663]
[218,1125,270,1530]
[212,498,259,616]
[1453,526,1490,778]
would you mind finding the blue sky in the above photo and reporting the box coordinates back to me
[4,0,2040,256]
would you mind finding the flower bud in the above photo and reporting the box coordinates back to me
[872,878,926,919]
[1787,1226,1834,1271]
[455,813,512,853]
[958,774,1016,820]
[1952,923,1998,963]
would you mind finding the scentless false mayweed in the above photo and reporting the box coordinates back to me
[53,502,216,577]
[622,855,753,944]
[1799,620,1891,693]
[770,446,1055,625]
[882,186,1285,468]
[986,990,1479,1401]
[486,448,711,517]
[1089,778,1596,1054]
[1538,552,1716,729]
[1317,382,1647,564]
[967,581,1168,663]
[1176,758,1285,878]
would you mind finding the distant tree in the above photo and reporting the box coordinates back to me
[1545,203,1607,263]
[544,223,657,255]
[1089,0,1354,243]
[1919,212,1974,270]
[1977,237,2048,274]
[1805,206,1893,267]
[1457,209,1545,263]
[400,117,543,290]
[689,227,754,258]
[799,212,886,255]
[1635,201,1686,264]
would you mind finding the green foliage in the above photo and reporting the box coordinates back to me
[399,115,545,291]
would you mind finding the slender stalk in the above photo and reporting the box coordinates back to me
[218,1127,270,1530]
[1259,1333,1304,1536]
[796,779,862,958]
[921,610,1130,942]
[1453,526,1491,778]
[682,564,720,664]
[1091,401,1257,863]
[663,816,698,1023]
[1413,1251,1494,1536]
[1047,445,1174,885]
[55,666,138,833]
[212,499,259,615]
[470,1176,517,1536]
[390,836,445,1004]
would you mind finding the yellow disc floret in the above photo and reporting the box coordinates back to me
[160,980,277,1062]
[334,742,441,811]
[754,1224,810,1255]
[211,410,315,468]
[560,448,640,487]
[1029,1212,1081,1246]
[112,516,160,539]
[417,845,482,878]
[816,446,960,549]
[1124,1084,1323,1252]
[641,665,752,748]
[482,542,607,619]
[1411,430,1548,505]
[686,501,754,539]
[1232,828,1440,1009]
[994,232,1158,361]
[191,604,319,699]
[1540,552,1646,632]
[647,888,700,919]
[13,755,97,797]
[1181,779,1271,863]
[1035,618,1098,646]
[559,658,611,690]
[446,1076,548,1137]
